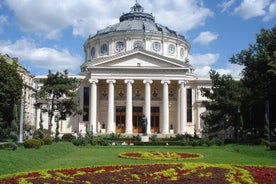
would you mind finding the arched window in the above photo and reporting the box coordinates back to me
[91,47,96,59]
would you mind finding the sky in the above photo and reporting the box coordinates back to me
[0,0,275,77]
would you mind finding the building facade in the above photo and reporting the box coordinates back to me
[74,3,211,136]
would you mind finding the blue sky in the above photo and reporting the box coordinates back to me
[0,0,275,77]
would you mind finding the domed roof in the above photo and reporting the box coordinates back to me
[89,2,186,41]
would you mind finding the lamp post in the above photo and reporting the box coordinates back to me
[18,97,24,143]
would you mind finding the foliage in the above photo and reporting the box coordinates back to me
[0,142,17,150]
[230,25,276,139]
[118,151,202,161]
[9,104,19,142]
[23,139,41,149]
[38,111,44,139]
[33,129,49,139]
[35,70,81,136]
[200,70,243,140]
[72,137,88,146]
[0,163,275,183]
[0,58,23,138]
[42,137,53,145]
[132,134,141,142]
[62,133,74,142]
[270,142,276,151]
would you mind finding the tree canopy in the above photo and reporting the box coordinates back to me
[230,25,276,137]
[200,70,243,139]
[35,70,80,136]
[201,25,276,141]
[0,57,23,126]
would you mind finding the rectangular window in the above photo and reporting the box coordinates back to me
[187,88,192,122]
[83,87,89,121]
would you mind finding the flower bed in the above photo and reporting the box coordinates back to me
[0,163,275,184]
[118,151,202,160]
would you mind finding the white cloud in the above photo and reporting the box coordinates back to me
[193,31,218,45]
[5,0,213,39]
[234,0,270,19]
[189,53,220,67]
[0,38,82,71]
[263,2,276,21]
[194,66,212,77]
[0,15,7,24]
[195,63,244,77]
[149,0,214,32]
[189,53,243,77]
[219,0,236,13]
[189,53,219,77]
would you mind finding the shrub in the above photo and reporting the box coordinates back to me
[150,135,158,142]
[0,142,17,150]
[33,129,48,139]
[9,142,17,150]
[210,137,224,146]
[270,142,276,150]
[62,133,74,142]
[72,137,87,146]
[24,139,41,149]
[95,137,109,146]
[42,137,53,145]
[132,134,141,142]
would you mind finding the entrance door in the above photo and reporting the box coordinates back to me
[133,106,143,133]
[116,106,125,133]
[151,107,160,133]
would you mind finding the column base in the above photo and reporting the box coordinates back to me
[141,135,149,142]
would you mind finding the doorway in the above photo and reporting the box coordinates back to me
[116,106,125,133]
[133,106,143,133]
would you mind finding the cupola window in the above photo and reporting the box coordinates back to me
[91,47,96,59]
[168,44,175,55]
[116,41,125,52]
[133,41,144,49]
[100,44,108,54]
[152,42,161,52]
[180,48,185,58]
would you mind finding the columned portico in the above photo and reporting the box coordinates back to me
[178,80,187,134]
[106,79,116,133]
[143,79,152,134]
[161,80,170,134]
[89,79,98,133]
[125,79,134,134]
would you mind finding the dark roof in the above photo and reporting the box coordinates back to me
[89,3,186,41]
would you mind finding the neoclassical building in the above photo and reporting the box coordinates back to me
[74,3,211,136]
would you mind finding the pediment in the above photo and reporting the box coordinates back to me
[91,50,187,68]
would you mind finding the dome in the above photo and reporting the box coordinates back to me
[89,3,186,41]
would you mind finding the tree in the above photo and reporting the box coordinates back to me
[230,25,276,138]
[0,57,23,137]
[35,70,80,136]
[201,70,243,140]
[9,104,19,142]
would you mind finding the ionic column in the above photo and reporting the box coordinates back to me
[89,79,98,133]
[125,79,134,134]
[106,79,116,133]
[143,79,152,134]
[161,80,170,134]
[179,80,187,134]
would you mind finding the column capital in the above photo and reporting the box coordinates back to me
[161,80,170,85]
[178,80,187,85]
[89,79,98,84]
[124,79,134,84]
[106,79,116,84]
[143,79,153,84]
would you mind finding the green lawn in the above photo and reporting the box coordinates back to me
[0,143,275,176]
